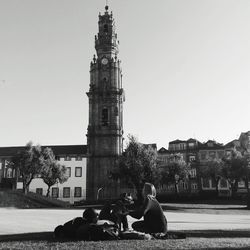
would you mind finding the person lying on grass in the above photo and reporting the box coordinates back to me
[54,208,119,241]
[54,207,99,239]
[129,182,168,235]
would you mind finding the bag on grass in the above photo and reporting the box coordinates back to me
[88,224,120,241]
[119,230,153,240]
[76,222,120,241]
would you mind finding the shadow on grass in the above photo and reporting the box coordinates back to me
[0,232,55,242]
[164,206,247,211]
[1,230,250,243]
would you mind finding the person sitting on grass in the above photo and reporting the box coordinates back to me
[129,182,168,235]
[99,192,133,232]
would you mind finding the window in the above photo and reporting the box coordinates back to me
[114,107,118,116]
[6,168,12,178]
[189,168,196,178]
[209,151,216,159]
[63,187,70,198]
[101,108,109,126]
[52,187,59,198]
[200,152,207,160]
[5,160,10,167]
[75,167,82,177]
[189,155,196,162]
[64,156,71,161]
[0,162,2,170]
[55,156,60,161]
[192,183,197,190]
[104,24,108,33]
[74,187,82,197]
[189,142,195,148]
[217,151,224,159]
[182,182,187,189]
[238,180,245,188]
[36,188,43,195]
[66,167,71,177]
[75,156,82,161]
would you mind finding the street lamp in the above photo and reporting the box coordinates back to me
[97,187,103,200]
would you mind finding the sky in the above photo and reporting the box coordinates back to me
[0,0,250,149]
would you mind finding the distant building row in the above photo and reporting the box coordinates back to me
[0,131,249,203]
[157,131,250,195]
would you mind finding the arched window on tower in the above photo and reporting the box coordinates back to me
[104,24,108,33]
[114,107,118,116]
[101,108,109,126]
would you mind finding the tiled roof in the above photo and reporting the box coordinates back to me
[240,131,250,137]
[158,147,169,153]
[0,145,87,157]
[199,140,224,150]
[169,139,186,144]
[187,138,201,143]
[224,140,240,148]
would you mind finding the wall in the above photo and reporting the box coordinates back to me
[17,156,87,204]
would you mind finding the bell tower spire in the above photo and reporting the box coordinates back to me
[105,0,109,10]
[86,5,125,200]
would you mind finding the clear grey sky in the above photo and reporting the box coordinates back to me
[0,0,249,148]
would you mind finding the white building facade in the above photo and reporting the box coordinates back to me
[0,145,87,204]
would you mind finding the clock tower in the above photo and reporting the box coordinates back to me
[86,5,124,200]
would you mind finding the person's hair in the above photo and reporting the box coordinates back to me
[143,182,156,198]
[83,208,98,223]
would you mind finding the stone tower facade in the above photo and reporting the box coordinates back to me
[86,5,124,200]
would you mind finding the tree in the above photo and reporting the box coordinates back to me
[221,148,250,208]
[11,142,43,194]
[160,153,189,194]
[221,150,244,197]
[199,159,223,197]
[40,147,68,197]
[114,135,159,202]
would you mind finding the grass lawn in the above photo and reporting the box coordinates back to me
[1,237,250,250]
[1,204,250,249]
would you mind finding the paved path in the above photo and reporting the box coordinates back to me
[1,208,250,235]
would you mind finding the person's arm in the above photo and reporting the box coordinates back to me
[129,197,149,219]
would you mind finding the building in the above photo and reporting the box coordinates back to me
[86,5,125,200]
[0,145,87,204]
[158,139,202,194]
[158,139,230,195]
[157,147,169,167]
[238,131,250,153]
[224,139,241,157]
[197,140,228,194]
[168,138,202,163]
[198,140,225,163]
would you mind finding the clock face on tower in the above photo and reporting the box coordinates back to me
[101,58,108,65]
